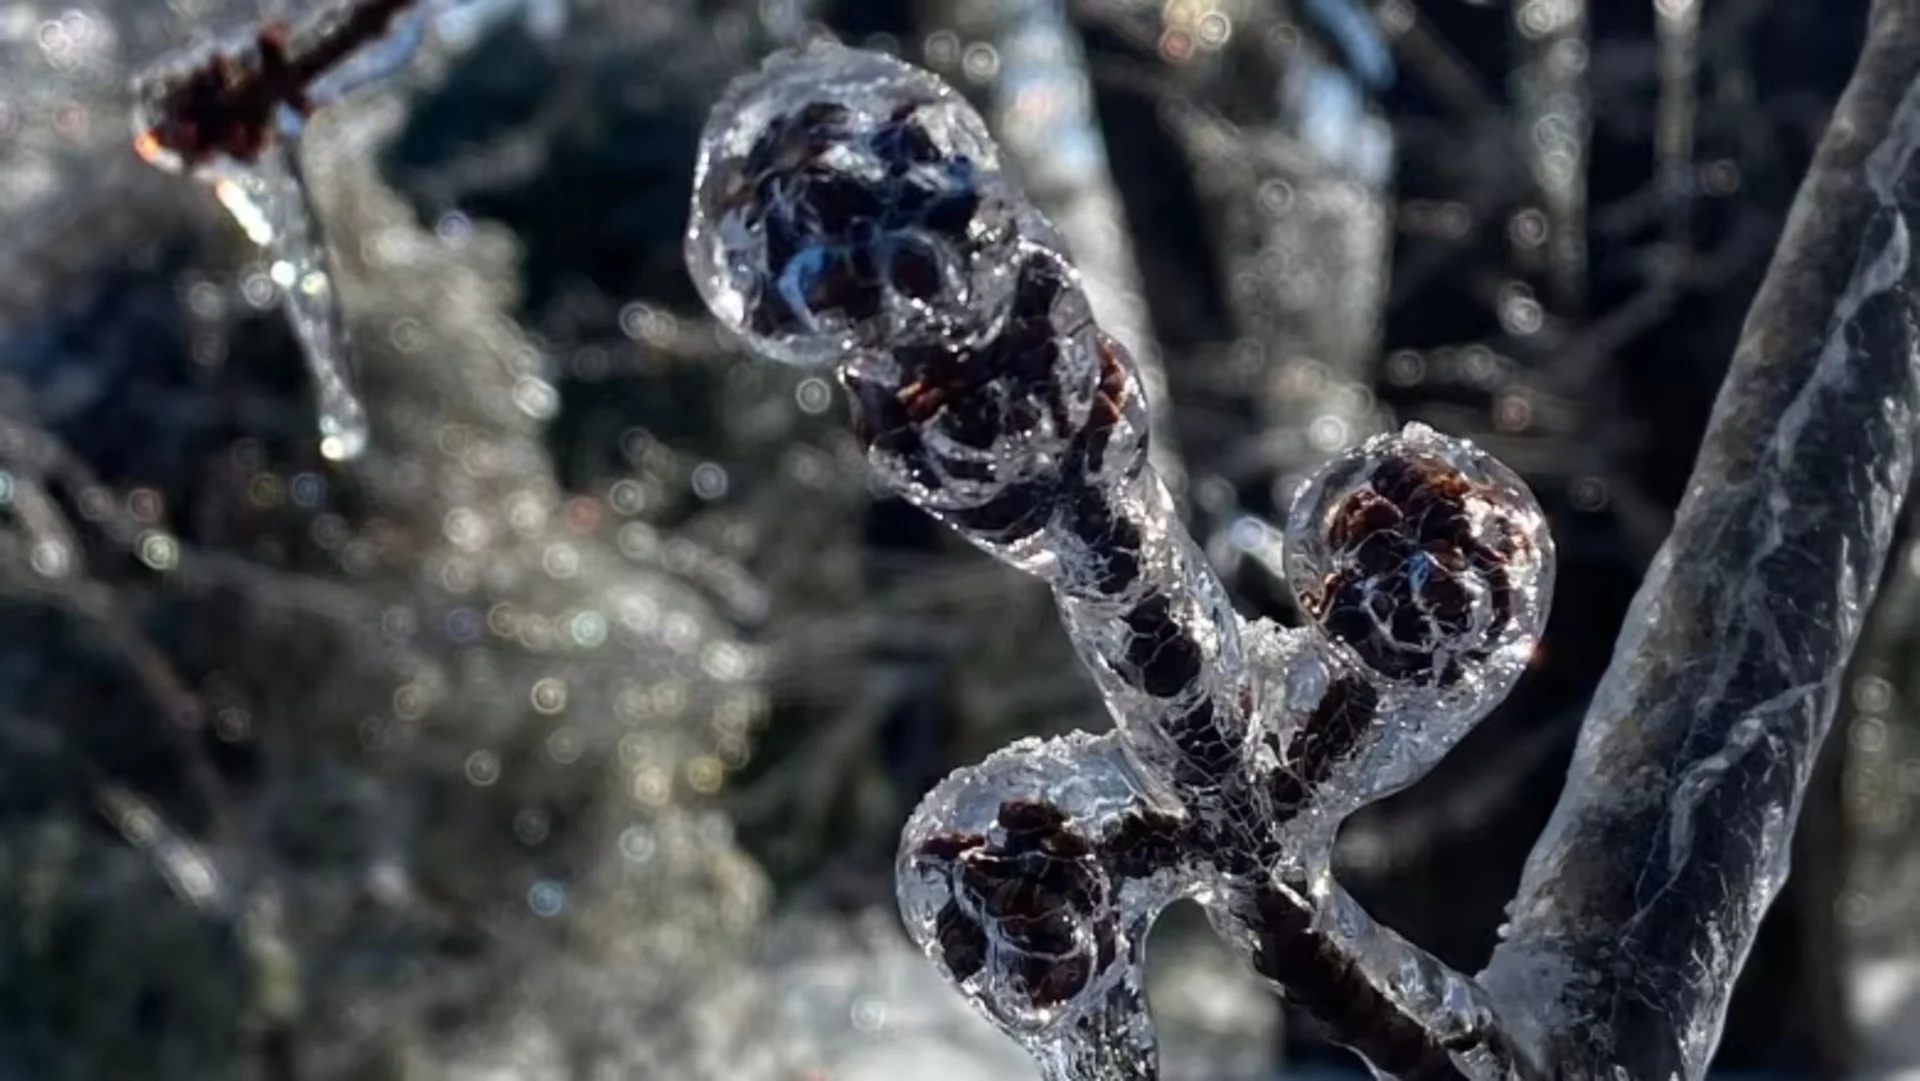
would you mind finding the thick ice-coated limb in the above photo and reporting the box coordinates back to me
[1481,3,1920,1076]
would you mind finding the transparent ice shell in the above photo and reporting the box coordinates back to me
[1284,422,1553,718]
[685,41,1034,368]
[842,241,1101,515]
[898,731,1188,1080]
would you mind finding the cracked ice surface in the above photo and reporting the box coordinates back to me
[1482,26,1920,1079]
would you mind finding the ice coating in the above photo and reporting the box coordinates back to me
[899,732,1180,1080]
[689,45,1557,1081]
[843,242,1103,520]
[1280,423,1554,819]
[685,42,1033,368]
[127,0,436,462]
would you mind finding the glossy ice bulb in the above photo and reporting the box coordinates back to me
[898,732,1183,1081]
[1284,422,1553,719]
[685,42,1031,367]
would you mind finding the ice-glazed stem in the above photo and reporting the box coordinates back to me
[1481,2,1920,1076]
[688,43,1554,1081]
[1207,877,1537,1081]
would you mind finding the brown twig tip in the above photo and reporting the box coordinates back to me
[132,0,420,171]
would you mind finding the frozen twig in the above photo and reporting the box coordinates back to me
[1481,1,1920,1076]
[686,43,1554,1080]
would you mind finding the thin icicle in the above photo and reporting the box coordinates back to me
[125,0,440,461]
[211,140,369,461]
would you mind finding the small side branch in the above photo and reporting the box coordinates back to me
[1481,2,1920,1076]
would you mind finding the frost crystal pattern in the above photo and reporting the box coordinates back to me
[689,43,1556,1081]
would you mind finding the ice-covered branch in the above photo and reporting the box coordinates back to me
[686,42,1553,1081]
[1481,1,1920,1076]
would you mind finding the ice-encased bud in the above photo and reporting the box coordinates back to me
[1283,422,1553,718]
[913,799,1119,1015]
[686,42,1026,367]
[844,243,1099,514]
[898,732,1186,1043]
